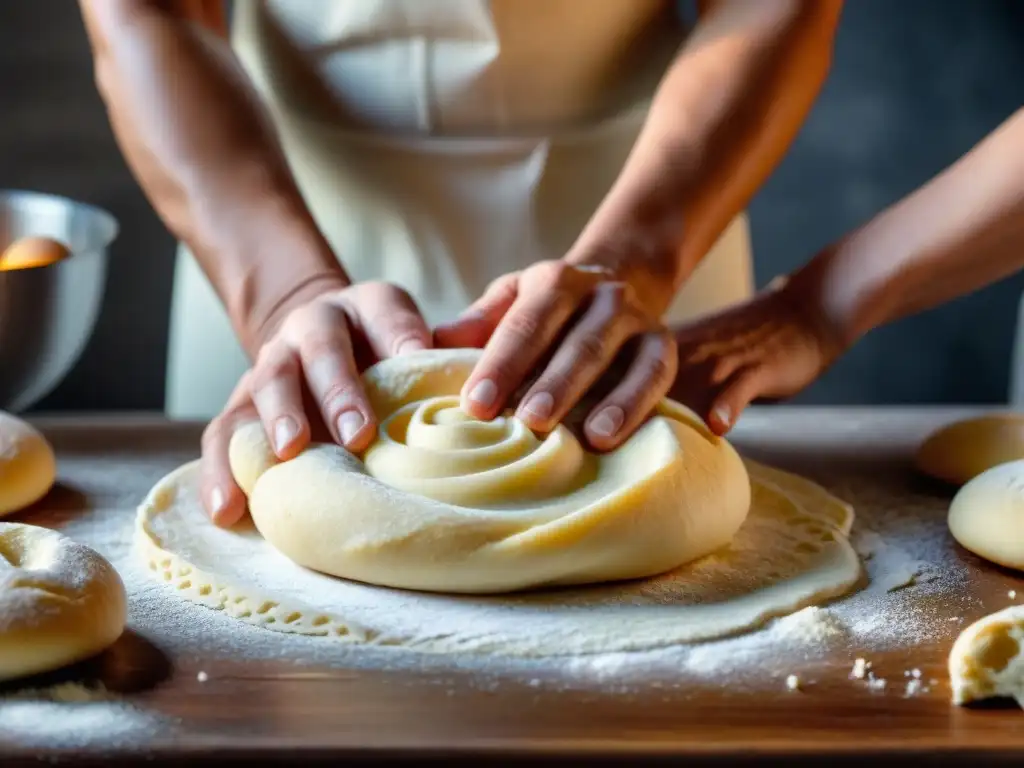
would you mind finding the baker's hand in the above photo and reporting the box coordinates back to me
[200,281,432,526]
[670,276,845,436]
[433,260,677,451]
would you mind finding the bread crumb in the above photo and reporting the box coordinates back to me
[867,675,887,692]
[905,679,922,697]
[1010,590,1017,600]
[196,671,209,683]
[850,658,871,679]
[785,674,800,691]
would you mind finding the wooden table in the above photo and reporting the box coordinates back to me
[4,407,1024,766]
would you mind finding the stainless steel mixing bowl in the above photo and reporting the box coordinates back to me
[0,190,118,412]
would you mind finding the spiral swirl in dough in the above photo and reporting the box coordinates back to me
[229,349,751,594]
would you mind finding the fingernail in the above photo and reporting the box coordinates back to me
[397,339,426,356]
[337,410,365,445]
[519,392,553,422]
[273,416,299,453]
[209,485,227,518]
[468,379,498,408]
[590,406,624,438]
[713,405,732,428]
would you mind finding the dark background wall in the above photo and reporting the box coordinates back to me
[3,0,1024,412]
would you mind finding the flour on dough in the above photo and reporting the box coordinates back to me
[135,357,862,656]
[1,523,127,681]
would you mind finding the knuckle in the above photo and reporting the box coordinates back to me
[502,307,545,342]
[532,369,572,400]
[644,351,676,386]
[317,382,363,420]
[201,412,236,451]
[249,351,297,392]
[387,329,425,356]
[571,331,607,364]
[297,327,348,362]
[530,259,575,290]
[710,356,735,384]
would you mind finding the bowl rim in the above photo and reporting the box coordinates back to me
[0,188,120,249]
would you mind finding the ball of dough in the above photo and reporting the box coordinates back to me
[0,411,57,517]
[229,348,752,594]
[0,523,127,682]
[916,414,1024,486]
[948,459,1024,570]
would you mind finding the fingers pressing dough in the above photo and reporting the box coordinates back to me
[0,411,57,518]
[917,414,1024,486]
[0,523,127,682]
[228,348,752,595]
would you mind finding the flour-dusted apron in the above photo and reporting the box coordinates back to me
[164,0,754,419]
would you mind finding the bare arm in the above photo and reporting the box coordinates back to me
[569,0,844,302]
[78,0,348,355]
[792,107,1024,346]
[668,106,1024,435]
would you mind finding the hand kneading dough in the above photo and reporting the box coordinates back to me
[950,605,1024,706]
[916,414,1024,486]
[948,459,1024,570]
[0,411,57,517]
[0,523,127,682]
[228,348,752,594]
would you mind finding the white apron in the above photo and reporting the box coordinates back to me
[165,0,754,419]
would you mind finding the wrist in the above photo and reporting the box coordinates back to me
[565,204,686,314]
[784,241,867,355]
[191,194,350,356]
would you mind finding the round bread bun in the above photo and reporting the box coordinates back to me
[0,411,57,517]
[948,459,1024,570]
[0,523,127,682]
[916,414,1024,486]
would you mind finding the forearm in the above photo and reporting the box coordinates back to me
[570,0,842,299]
[79,0,347,354]
[792,107,1024,348]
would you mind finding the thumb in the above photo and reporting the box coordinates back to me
[434,274,519,349]
[707,366,769,436]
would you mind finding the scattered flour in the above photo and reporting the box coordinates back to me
[0,682,170,749]
[0,414,984,748]
[25,452,972,684]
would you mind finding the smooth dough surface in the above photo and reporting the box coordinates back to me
[227,348,752,594]
[949,604,1024,706]
[135,350,862,656]
[0,523,127,681]
[948,459,1024,570]
[916,414,1024,486]
[0,411,57,518]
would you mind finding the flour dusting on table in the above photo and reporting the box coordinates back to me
[0,411,995,745]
